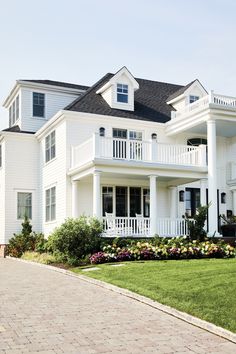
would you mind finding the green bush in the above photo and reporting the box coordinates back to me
[7,232,46,258]
[46,216,103,265]
[6,216,46,258]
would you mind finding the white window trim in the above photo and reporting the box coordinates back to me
[45,186,56,223]
[32,91,46,119]
[14,189,35,222]
[116,83,129,104]
[45,131,56,164]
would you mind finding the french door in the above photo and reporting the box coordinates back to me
[102,186,149,217]
[112,129,142,160]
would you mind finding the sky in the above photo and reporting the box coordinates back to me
[1,0,236,129]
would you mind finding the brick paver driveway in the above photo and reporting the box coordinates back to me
[0,259,235,354]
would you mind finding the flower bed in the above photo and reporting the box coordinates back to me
[90,238,236,264]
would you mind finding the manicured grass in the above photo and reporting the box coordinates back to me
[72,258,236,333]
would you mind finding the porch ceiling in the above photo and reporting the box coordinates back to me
[81,172,200,186]
[187,119,236,137]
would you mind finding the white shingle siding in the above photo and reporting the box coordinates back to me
[2,134,40,242]
[20,88,79,132]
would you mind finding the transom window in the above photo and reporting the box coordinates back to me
[45,131,56,163]
[33,92,45,117]
[17,192,32,219]
[189,95,199,104]
[117,83,128,103]
[45,187,56,222]
[187,138,207,146]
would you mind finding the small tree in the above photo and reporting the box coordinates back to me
[21,215,32,236]
[186,205,208,241]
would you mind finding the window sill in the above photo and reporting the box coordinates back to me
[31,116,48,120]
[44,157,57,167]
[44,220,56,225]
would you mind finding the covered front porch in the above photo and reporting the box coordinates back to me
[69,166,207,238]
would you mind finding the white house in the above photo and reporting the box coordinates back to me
[1,66,236,254]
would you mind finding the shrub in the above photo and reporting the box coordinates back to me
[7,232,46,258]
[6,217,46,258]
[185,205,208,241]
[47,216,103,264]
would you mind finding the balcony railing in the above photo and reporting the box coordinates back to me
[102,217,189,237]
[171,91,236,120]
[71,134,207,169]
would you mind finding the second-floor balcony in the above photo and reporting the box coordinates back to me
[71,134,207,170]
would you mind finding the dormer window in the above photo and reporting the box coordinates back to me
[189,95,199,104]
[117,84,128,103]
[33,92,45,117]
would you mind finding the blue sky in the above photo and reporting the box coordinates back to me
[1,0,236,129]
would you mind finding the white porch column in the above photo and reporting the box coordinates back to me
[93,171,101,218]
[169,186,177,218]
[231,188,236,215]
[207,119,218,235]
[149,175,158,235]
[71,180,79,218]
[200,178,207,206]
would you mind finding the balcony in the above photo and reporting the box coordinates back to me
[171,92,236,121]
[71,134,207,170]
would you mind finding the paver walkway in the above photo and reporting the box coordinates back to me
[0,259,235,354]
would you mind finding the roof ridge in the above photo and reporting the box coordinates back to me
[134,76,184,88]
[20,79,89,90]
[65,72,113,110]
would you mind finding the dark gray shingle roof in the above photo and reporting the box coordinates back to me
[66,74,184,123]
[21,79,89,91]
[2,125,35,134]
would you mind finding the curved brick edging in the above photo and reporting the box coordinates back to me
[7,256,236,344]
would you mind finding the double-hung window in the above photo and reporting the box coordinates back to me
[33,92,45,117]
[117,84,128,103]
[45,131,56,163]
[45,187,56,222]
[9,95,19,127]
[17,192,32,219]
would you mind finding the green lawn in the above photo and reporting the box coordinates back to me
[72,258,236,333]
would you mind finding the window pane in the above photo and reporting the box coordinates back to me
[116,187,127,217]
[33,92,45,117]
[130,187,141,217]
[102,186,113,216]
[16,96,19,120]
[143,189,150,217]
[17,192,32,219]
[117,93,128,103]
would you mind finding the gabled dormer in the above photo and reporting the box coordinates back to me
[166,79,208,111]
[96,66,139,111]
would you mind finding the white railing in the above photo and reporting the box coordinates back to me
[71,134,206,169]
[171,92,236,121]
[102,216,189,237]
[157,218,189,237]
[212,93,236,108]
[103,217,151,237]
[172,95,210,120]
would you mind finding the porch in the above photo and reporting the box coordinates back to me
[70,169,206,238]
